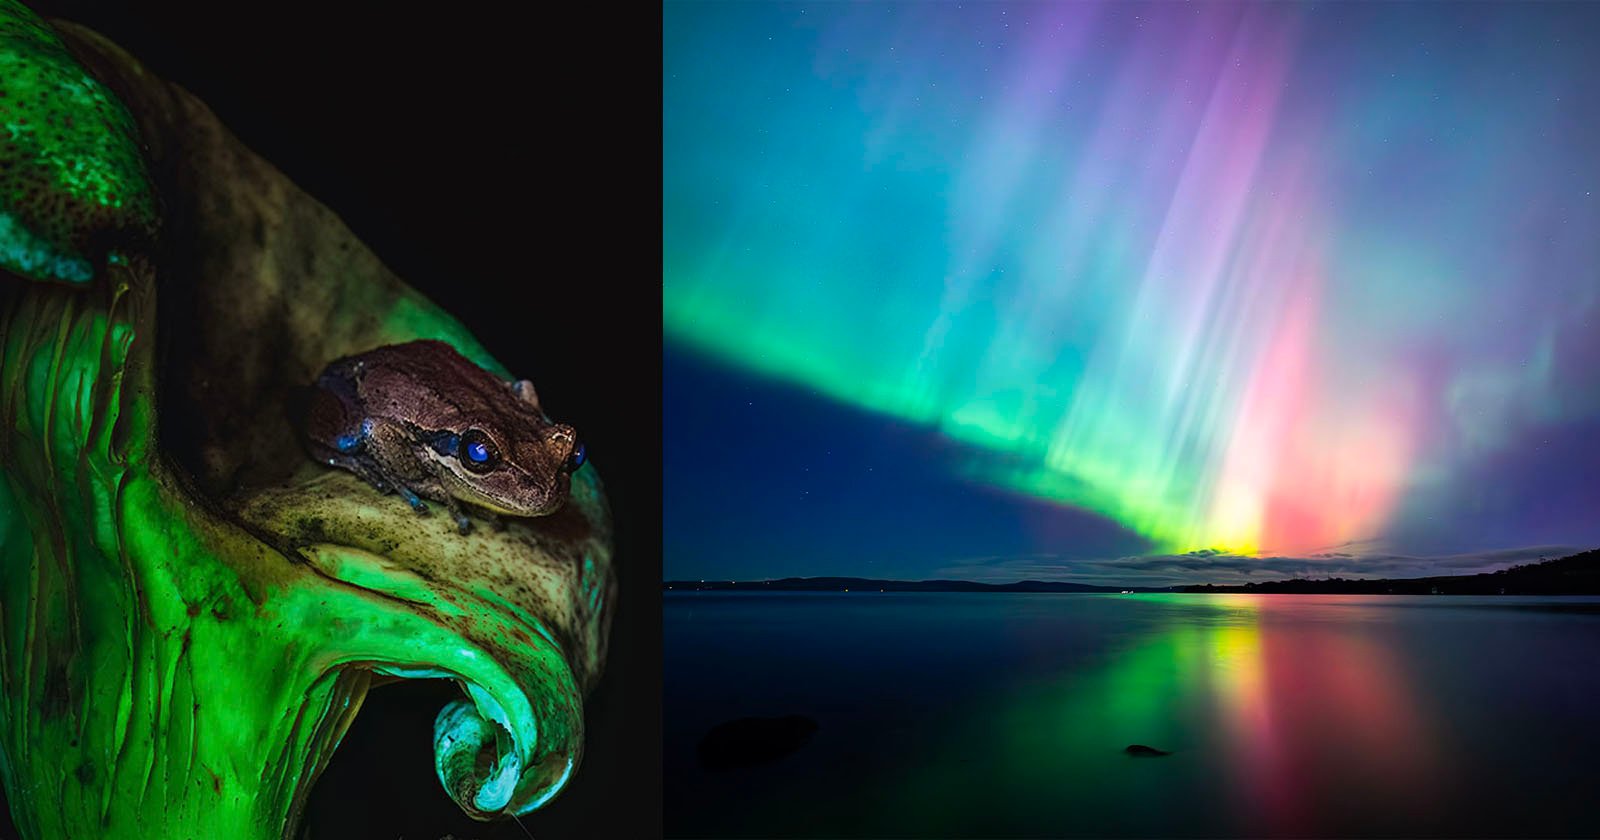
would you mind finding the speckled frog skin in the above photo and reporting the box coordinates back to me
[305,339,586,534]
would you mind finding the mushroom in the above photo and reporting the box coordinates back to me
[0,2,614,835]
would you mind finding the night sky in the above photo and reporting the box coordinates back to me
[664,1,1600,586]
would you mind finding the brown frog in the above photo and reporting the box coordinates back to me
[304,339,585,533]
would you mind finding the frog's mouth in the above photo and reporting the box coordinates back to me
[33,16,615,832]
[449,470,574,519]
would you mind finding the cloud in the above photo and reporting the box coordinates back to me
[932,544,1581,587]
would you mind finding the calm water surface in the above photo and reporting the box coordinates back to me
[664,592,1600,837]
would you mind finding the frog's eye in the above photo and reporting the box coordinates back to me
[568,441,587,472]
[458,430,499,473]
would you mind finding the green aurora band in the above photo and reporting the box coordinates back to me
[665,2,1600,558]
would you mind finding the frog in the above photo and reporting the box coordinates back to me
[303,339,586,534]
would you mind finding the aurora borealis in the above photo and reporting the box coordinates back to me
[664,1,1600,582]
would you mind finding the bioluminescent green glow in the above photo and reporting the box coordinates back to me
[0,0,156,284]
[0,6,612,837]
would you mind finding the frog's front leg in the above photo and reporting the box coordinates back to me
[395,485,429,514]
[355,417,440,518]
[436,492,473,536]
[323,452,393,494]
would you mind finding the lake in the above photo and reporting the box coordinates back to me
[665,592,1600,837]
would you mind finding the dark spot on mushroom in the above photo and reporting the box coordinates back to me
[299,516,326,541]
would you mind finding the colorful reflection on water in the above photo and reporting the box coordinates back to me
[666,593,1600,837]
[1115,596,1439,835]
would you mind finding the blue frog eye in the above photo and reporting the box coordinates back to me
[569,441,586,471]
[458,430,499,473]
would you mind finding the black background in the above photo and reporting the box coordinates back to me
[4,2,661,838]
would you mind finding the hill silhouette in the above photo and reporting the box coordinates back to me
[664,577,1120,593]
[665,548,1600,595]
[1175,547,1600,594]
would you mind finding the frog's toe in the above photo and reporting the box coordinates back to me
[397,487,428,514]
[455,515,473,536]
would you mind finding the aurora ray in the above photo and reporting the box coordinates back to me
[664,1,1600,560]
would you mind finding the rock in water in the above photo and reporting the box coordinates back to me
[698,715,819,770]
[1124,744,1172,757]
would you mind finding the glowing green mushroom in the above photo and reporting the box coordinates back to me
[0,0,156,283]
[0,3,614,837]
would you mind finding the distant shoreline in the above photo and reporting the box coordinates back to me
[665,548,1600,595]
[665,578,1132,594]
